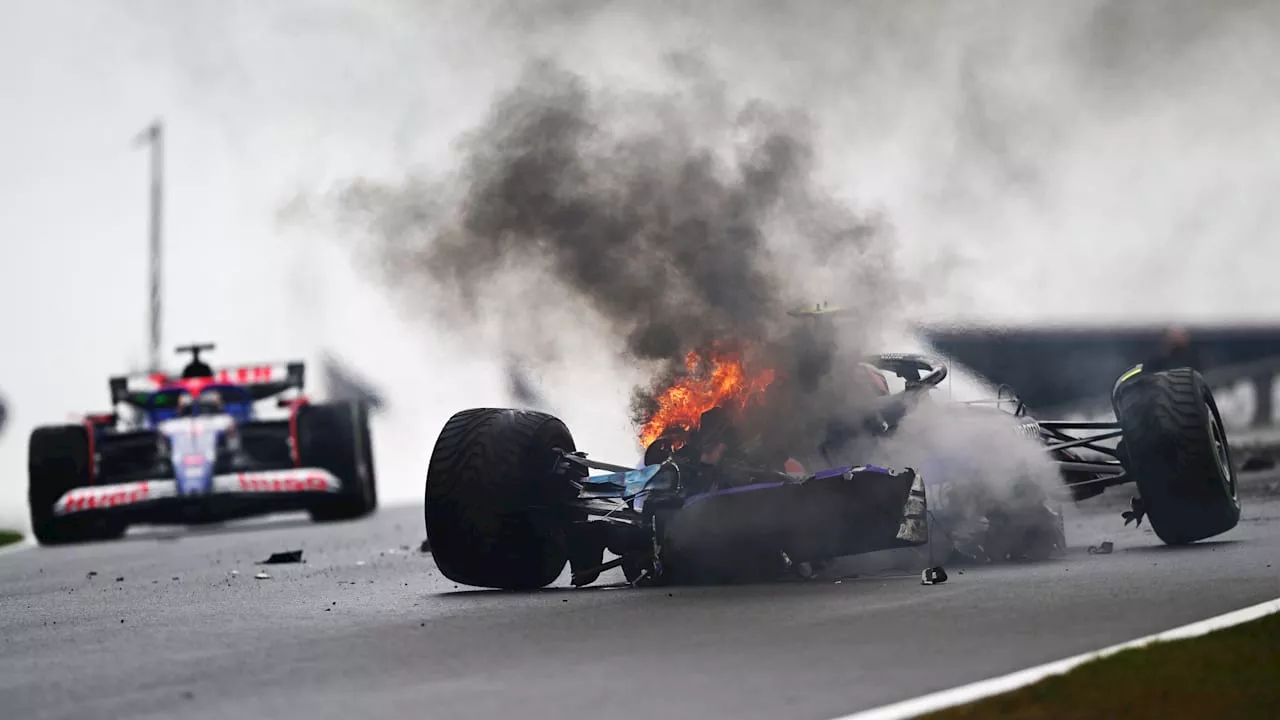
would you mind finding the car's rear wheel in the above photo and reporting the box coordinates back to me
[1113,367,1240,545]
[424,408,577,590]
[28,425,126,545]
[299,402,378,522]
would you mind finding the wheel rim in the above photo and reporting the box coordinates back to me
[1207,402,1235,497]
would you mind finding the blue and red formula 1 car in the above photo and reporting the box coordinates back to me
[422,349,1240,590]
[27,344,377,545]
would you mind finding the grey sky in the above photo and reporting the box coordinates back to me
[3,1,1279,529]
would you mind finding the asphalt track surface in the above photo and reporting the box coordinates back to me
[3,488,1279,720]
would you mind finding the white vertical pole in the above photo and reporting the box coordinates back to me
[134,120,164,372]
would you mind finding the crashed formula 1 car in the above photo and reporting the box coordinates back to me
[423,350,1240,590]
[27,344,378,545]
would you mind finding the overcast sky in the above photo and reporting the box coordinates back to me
[3,1,1279,529]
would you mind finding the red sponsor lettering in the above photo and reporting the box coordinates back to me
[61,483,150,513]
[236,473,330,493]
[62,494,96,513]
[216,366,276,384]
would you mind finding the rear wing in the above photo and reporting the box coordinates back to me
[109,362,306,405]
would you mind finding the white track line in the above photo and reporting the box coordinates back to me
[835,596,1280,720]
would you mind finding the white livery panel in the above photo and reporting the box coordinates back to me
[53,468,341,516]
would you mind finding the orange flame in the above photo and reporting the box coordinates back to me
[638,347,777,448]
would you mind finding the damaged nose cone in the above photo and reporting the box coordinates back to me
[921,566,948,585]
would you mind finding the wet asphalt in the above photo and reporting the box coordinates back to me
[2,486,1278,720]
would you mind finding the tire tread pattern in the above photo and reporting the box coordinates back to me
[424,408,575,590]
[1113,368,1240,544]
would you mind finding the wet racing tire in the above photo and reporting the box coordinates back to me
[424,408,577,590]
[299,401,378,522]
[28,425,126,545]
[1113,367,1240,545]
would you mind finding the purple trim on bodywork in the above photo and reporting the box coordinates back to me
[683,481,788,507]
[812,464,895,480]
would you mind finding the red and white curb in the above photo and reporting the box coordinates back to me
[834,597,1280,720]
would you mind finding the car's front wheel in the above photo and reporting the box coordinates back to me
[28,425,126,545]
[424,408,578,590]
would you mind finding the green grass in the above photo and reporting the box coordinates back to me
[0,530,22,548]
[923,611,1280,720]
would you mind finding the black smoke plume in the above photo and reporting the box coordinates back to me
[332,58,892,437]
